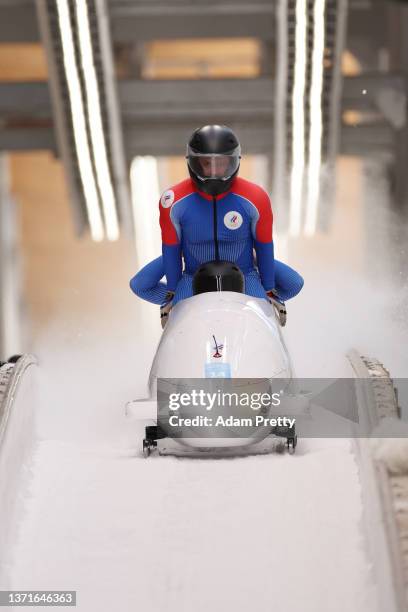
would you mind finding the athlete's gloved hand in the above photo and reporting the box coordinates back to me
[160,291,175,329]
[266,289,287,327]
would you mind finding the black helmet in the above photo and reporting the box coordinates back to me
[193,261,244,295]
[186,125,241,196]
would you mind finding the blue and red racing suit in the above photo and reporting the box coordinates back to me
[130,176,304,306]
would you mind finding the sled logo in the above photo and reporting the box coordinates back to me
[212,335,223,358]
[224,211,243,230]
[161,190,175,208]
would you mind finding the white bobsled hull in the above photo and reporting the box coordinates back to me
[149,292,291,380]
[148,292,292,451]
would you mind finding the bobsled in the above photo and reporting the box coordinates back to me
[129,261,300,457]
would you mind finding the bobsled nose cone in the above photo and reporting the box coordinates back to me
[125,399,157,420]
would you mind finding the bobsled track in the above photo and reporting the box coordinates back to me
[0,352,407,612]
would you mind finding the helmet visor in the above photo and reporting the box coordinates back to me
[187,149,241,181]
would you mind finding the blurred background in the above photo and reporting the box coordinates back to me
[2,5,408,608]
[0,0,407,380]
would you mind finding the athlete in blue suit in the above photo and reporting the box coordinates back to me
[130,125,303,326]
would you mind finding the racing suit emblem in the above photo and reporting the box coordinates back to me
[224,211,243,230]
[161,190,175,208]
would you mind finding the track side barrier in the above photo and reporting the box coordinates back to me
[348,350,406,612]
[0,355,38,582]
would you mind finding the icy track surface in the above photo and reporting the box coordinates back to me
[1,326,379,612]
[7,437,377,612]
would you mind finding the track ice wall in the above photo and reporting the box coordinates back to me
[0,356,38,588]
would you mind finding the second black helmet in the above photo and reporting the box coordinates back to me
[186,125,241,196]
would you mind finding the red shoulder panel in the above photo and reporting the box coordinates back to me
[172,177,195,201]
[159,178,194,246]
[232,177,273,242]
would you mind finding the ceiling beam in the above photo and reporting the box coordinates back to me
[0,76,400,158]
[342,73,406,110]
[340,123,395,156]
[109,3,275,41]
[109,0,372,42]
[0,2,39,43]
[123,122,396,159]
[0,127,56,151]
[0,0,371,43]
[0,120,394,159]
[0,74,405,117]
[0,82,51,116]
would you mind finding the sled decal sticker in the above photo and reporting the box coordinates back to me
[205,363,231,378]
[212,335,223,358]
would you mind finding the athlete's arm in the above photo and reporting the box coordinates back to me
[252,188,276,291]
[159,193,182,292]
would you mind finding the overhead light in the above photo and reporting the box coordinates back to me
[130,156,161,265]
[55,0,104,242]
[273,0,288,208]
[305,0,326,236]
[289,0,307,237]
[75,1,119,242]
